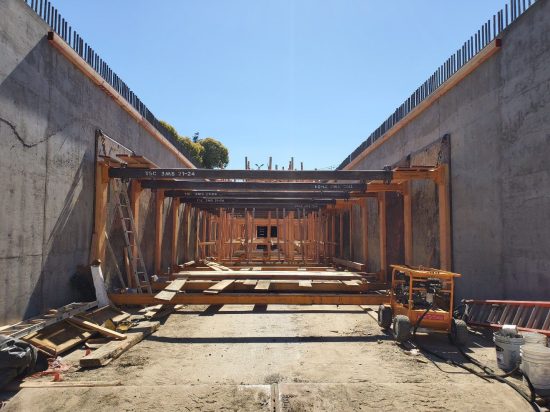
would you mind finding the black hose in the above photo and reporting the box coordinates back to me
[410,305,539,411]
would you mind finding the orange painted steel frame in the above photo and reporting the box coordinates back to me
[389,265,461,333]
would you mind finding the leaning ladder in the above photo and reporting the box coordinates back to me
[112,178,151,293]
[464,299,550,336]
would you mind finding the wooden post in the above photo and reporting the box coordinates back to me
[195,209,201,261]
[171,198,180,269]
[267,211,272,262]
[201,211,207,259]
[361,198,369,267]
[91,162,109,262]
[438,165,452,270]
[244,209,250,263]
[378,192,387,281]
[288,211,294,262]
[331,211,336,258]
[182,203,190,262]
[154,189,165,275]
[339,212,344,258]
[403,182,413,265]
[276,208,281,262]
[229,209,234,263]
[349,206,353,261]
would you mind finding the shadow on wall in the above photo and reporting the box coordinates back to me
[0,37,96,322]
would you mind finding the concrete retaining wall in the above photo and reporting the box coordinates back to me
[347,0,550,300]
[0,0,194,324]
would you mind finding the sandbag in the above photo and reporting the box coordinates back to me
[0,334,38,389]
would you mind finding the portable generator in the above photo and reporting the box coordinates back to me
[378,264,467,344]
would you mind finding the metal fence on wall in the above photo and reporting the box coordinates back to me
[338,0,539,169]
[22,0,199,166]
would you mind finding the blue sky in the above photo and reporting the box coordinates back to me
[53,0,505,169]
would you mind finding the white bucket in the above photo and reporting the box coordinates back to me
[522,332,547,346]
[494,332,524,371]
[521,344,550,395]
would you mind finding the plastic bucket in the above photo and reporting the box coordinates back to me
[522,332,547,346]
[494,332,524,372]
[521,344,550,395]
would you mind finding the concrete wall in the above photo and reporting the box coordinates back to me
[347,0,550,300]
[0,0,195,324]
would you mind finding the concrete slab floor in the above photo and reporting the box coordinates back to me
[3,305,531,411]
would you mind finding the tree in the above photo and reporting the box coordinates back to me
[158,121,229,169]
[199,137,229,169]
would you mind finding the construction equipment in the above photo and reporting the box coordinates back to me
[463,299,550,337]
[112,178,152,293]
[377,265,467,344]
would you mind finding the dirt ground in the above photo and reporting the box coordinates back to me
[3,305,531,411]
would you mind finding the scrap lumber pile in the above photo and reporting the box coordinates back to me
[0,301,163,375]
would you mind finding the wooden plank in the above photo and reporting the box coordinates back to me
[378,192,387,280]
[171,198,180,268]
[403,182,413,265]
[255,280,271,291]
[342,280,361,286]
[298,280,312,288]
[154,279,187,301]
[19,381,122,389]
[109,293,389,306]
[243,279,257,286]
[204,279,235,294]
[80,321,160,368]
[66,317,126,340]
[154,189,165,275]
[332,257,365,271]
[437,165,452,270]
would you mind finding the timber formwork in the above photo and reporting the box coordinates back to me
[93,136,451,306]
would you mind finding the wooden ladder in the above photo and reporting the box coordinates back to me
[112,178,151,293]
[464,299,550,336]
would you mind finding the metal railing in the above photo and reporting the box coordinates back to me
[338,0,539,169]
[22,0,199,166]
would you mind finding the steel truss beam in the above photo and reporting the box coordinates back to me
[141,181,366,192]
[109,168,392,181]
[164,191,350,199]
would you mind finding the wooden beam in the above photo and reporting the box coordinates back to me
[154,189,165,275]
[378,192,387,281]
[361,198,369,267]
[171,198,181,268]
[80,321,159,368]
[332,257,365,271]
[403,182,413,265]
[91,162,109,262]
[174,271,362,280]
[438,164,452,270]
[66,317,126,340]
[108,293,389,306]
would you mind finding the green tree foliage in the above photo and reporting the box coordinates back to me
[158,121,229,169]
[199,137,229,169]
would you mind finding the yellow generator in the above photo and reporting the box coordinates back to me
[378,265,467,345]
